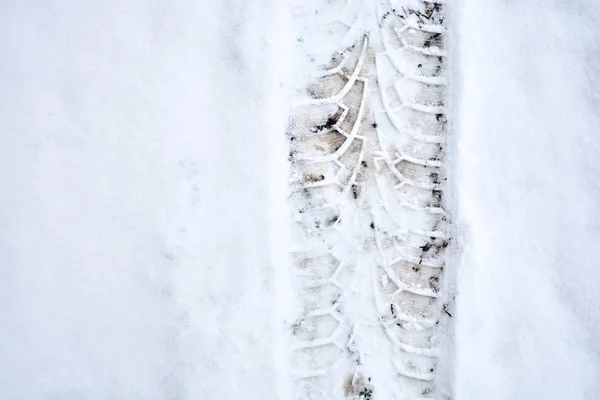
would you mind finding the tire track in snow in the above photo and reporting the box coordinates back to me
[288,1,453,399]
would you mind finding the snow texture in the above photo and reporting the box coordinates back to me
[288,1,453,398]
[2,0,600,399]
[454,1,600,399]
[0,1,293,399]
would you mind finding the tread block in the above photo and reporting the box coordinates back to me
[395,160,443,186]
[395,79,446,109]
[395,48,445,80]
[307,74,348,99]
[293,314,341,342]
[390,259,443,295]
[397,28,445,56]
[293,131,349,158]
[394,107,446,137]
[292,344,345,372]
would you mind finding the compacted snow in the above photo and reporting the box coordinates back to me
[287,1,454,398]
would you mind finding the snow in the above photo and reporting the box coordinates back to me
[454,0,600,398]
[0,1,293,399]
[288,2,455,398]
[3,0,600,398]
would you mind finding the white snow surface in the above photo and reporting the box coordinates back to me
[0,1,293,399]
[454,1,600,399]
[3,0,600,399]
